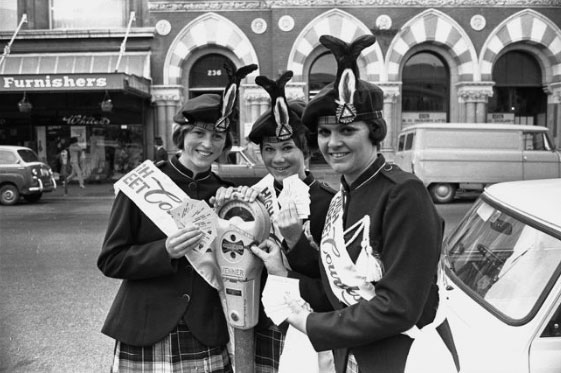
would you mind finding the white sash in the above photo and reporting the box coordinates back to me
[114,160,222,290]
[320,191,382,306]
[320,191,456,372]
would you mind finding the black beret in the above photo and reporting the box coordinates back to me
[301,35,386,142]
[173,64,258,132]
[249,99,307,144]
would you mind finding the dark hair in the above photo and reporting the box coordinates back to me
[259,129,311,159]
[172,124,233,152]
[365,118,387,147]
[154,137,163,146]
[70,137,78,144]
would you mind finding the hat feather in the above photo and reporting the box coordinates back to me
[216,63,258,132]
[319,34,376,124]
[255,71,294,139]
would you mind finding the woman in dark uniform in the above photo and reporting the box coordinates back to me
[97,65,257,373]
[280,35,460,373]
[217,71,335,372]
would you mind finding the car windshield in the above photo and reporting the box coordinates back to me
[17,149,39,163]
[443,199,561,321]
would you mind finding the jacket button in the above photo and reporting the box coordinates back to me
[188,182,197,191]
[182,294,191,302]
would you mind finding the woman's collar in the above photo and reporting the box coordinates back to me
[171,154,211,180]
[341,154,386,192]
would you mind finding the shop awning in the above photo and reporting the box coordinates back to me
[0,52,151,97]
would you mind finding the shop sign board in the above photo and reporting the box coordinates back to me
[487,113,515,124]
[0,73,148,94]
[402,112,447,126]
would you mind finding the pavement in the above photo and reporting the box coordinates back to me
[43,181,116,200]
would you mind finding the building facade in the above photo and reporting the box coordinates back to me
[1,0,560,180]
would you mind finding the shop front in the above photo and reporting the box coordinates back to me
[0,71,152,183]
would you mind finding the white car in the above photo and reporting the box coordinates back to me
[442,178,561,373]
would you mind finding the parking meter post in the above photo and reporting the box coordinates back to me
[234,329,255,373]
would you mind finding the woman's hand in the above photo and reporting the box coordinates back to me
[285,294,311,334]
[165,226,203,259]
[211,186,260,208]
[250,238,288,277]
[276,200,304,249]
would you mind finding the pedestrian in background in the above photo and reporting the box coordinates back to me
[154,136,168,163]
[66,137,85,188]
[97,64,257,373]
[259,34,460,373]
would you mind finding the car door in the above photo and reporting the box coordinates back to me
[0,149,24,182]
[522,131,561,180]
[529,294,561,373]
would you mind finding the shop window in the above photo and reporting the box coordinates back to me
[402,52,449,124]
[51,0,127,29]
[0,0,17,31]
[308,53,336,100]
[488,51,546,126]
[189,54,235,98]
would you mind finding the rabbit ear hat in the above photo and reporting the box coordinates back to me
[173,64,258,132]
[248,71,307,144]
[302,34,386,140]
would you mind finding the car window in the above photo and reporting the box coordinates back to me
[398,135,405,151]
[405,133,414,150]
[523,132,551,151]
[443,200,561,321]
[541,303,561,337]
[0,150,18,164]
[17,149,39,162]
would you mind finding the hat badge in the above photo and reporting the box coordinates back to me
[335,100,357,124]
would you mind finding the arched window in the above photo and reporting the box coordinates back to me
[308,53,336,100]
[189,54,235,98]
[402,52,449,125]
[488,51,546,125]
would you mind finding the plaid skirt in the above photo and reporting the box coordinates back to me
[111,321,233,373]
[254,324,286,373]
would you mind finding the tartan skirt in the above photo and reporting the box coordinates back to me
[111,321,233,373]
[254,324,286,373]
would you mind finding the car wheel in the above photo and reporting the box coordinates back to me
[23,193,43,203]
[429,183,457,204]
[0,184,20,206]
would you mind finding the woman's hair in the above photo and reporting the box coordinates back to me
[259,129,311,159]
[364,118,387,147]
[172,124,233,152]
[69,137,78,144]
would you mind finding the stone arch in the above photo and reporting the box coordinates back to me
[386,9,479,82]
[480,9,561,83]
[163,12,259,85]
[287,8,384,82]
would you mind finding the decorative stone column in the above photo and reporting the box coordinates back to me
[456,82,494,123]
[151,85,183,152]
[378,82,401,158]
[547,82,561,148]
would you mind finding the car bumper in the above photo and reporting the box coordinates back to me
[26,177,57,193]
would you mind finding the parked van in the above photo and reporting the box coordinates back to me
[394,123,561,203]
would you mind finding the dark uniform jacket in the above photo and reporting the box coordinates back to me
[98,155,233,347]
[306,155,458,373]
[257,172,335,331]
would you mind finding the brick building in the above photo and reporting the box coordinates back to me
[1,0,560,180]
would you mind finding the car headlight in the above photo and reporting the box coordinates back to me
[32,168,38,176]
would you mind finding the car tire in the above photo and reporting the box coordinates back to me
[23,193,43,203]
[429,183,457,204]
[0,184,20,206]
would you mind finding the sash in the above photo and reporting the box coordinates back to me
[253,174,285,244]
[320,192,456,372]
[320,191,381,306]
[114,160,222,290]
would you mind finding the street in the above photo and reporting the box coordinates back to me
[0,196,474,373]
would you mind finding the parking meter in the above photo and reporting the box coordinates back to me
[215,197,271,329]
